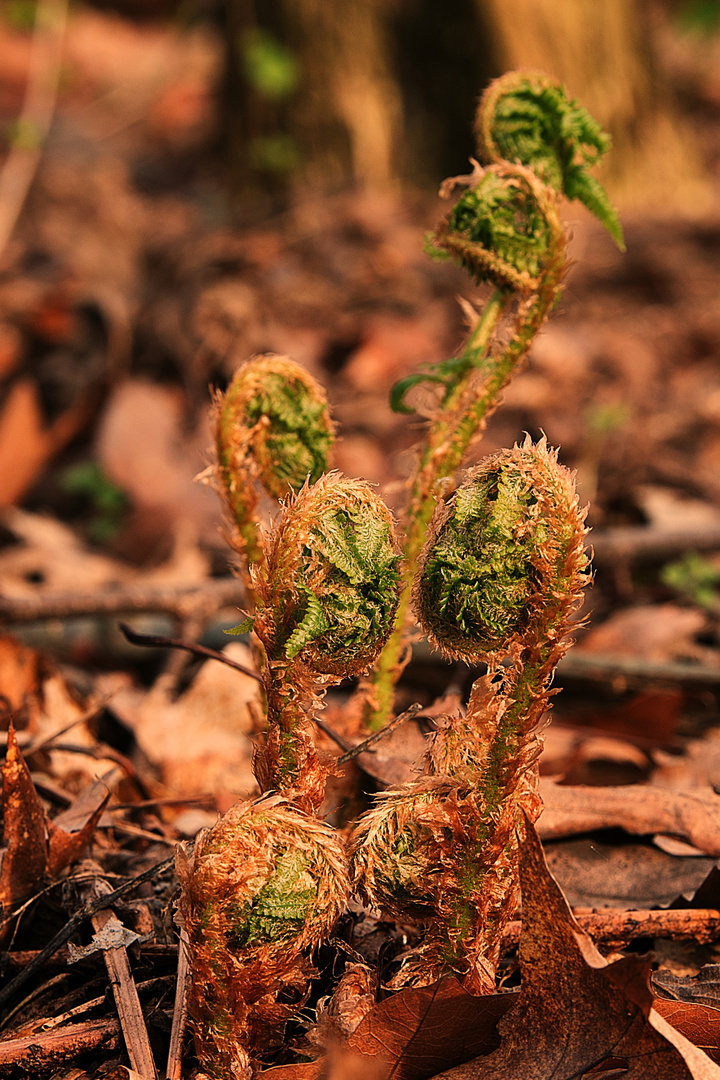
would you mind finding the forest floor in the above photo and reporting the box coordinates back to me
[4,6,720,1080]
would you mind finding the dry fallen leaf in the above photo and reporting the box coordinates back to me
[538,777,720,855]
[0,720,47,924]
[576,604,712,664]
[0,725,112,932]
[46,788,111,879]
[95,378,221,551]
[341,978,511,1080]
[0,634,39,716]
[654,999,720,1062]
[106,643,260,798]
[544,835,715,909]
[655,966,720,1011]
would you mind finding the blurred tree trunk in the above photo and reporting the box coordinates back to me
[219,0,709,214]
[219,0,498,199]
[220,0,403,197]
[281,0,402,189]
[479,0,711,213]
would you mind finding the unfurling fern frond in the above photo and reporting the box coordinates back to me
[178,795,349,1077]
[475,70,625,249]
[249,474,401,809]
[214,354,335,566]
[255,474,401,677]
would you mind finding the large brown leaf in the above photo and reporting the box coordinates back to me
[343,978,512,1080]
[263,975,513,1079]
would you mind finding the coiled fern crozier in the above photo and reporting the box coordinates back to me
[179,70,624,1070]
[214,353,335,571]
[369,69,623,728]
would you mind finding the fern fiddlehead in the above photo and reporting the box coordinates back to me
[367,70,622,730]
[475,70,624,248]
[177,795,349,1079]
[182,71,623,1069]
[249,473,401,812]
[214,353,335,570]
[181,470,400,1071]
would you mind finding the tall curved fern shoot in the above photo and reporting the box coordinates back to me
[352,439,589,989]
[367,70,622,729]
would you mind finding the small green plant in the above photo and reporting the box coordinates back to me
[60,460,129,544]
[178,70,623,1070]
[662,551,720,610]
[352,439,588,988]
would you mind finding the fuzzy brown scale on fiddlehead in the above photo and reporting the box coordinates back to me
[214,354,335,565]
[177,794,349,1078]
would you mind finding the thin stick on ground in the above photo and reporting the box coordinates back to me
[502,907,720,950]
[166,928,192,1080]
[85,877,157,1079]
[0,577,246,624]
[118,621,263,683]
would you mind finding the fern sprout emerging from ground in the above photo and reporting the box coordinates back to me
[367,70,621,730]
[246,473,401,811]
[181,69,622,1074]
[415,438,588,662]
[178,476,399,1072]
[177,795,349,1078]
[352,439,589,988]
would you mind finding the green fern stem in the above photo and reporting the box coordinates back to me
[353,441,588,988]
[428,647,552,977]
